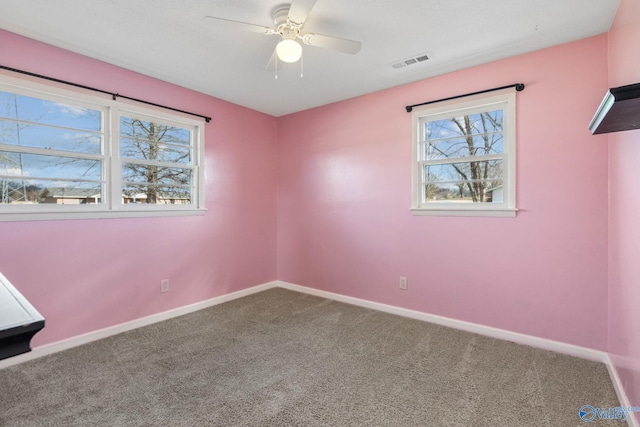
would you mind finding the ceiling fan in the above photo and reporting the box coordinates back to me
[205,0,361,68]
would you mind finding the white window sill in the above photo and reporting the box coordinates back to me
[410,208,517,218]
[0,208,207,222]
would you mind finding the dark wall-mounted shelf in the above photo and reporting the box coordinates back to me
[589,82,640,135]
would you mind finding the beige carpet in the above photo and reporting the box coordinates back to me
[0,288,621,426]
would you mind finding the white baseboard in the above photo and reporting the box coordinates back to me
[606,355,640,427]
[0,280,279,369]
[2,279,606,369]
[275,281,609,363]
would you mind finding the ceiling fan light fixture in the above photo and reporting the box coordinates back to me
[276,38,302,63]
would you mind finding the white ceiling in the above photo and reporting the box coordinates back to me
[0,0,619,117]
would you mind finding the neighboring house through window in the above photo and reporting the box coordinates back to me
[411,88,517,217]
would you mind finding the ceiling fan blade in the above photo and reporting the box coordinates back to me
[302,33,362,55]
[287,0,318,25]
[204,16,276,35]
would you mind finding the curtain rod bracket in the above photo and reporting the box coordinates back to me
[405,83,525,113]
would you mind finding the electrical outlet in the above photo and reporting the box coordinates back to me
[399,276,408,290]
[160,279,170,293]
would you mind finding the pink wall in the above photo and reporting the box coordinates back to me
[277,35,610,350]
[0,30,278,346]
[608,0,640,418]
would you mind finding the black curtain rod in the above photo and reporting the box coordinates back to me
[405,83,525,113]
[0,64,212,123]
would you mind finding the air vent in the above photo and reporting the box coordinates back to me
[392,53,430,69]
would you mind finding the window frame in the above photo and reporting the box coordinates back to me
[410,88,517,217]
[0,74,206,222]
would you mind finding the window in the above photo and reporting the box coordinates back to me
[411,88,516,217]
[0,75,205,221]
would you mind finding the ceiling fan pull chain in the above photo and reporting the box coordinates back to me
[275,55,279,80]
[300,52,304,78]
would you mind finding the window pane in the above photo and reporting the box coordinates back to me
[0,178,102,205]
[423,109,504,162]
[424,160,503,183]
[0,120,102,154]
[425,109,503,141]
[120,137,190,164]
[122,164,192,186]
[122,184,192,205]
[424,180,503,203]
[425,134,504,160]
[423,160,503,204]
[119,116,195,206]
[120,116,191,161]
[121,162,192,205]
[1,151,102,181]
[0,91,102,131]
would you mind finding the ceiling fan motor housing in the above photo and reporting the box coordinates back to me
[272,5,293,26]
[272,5,303,42]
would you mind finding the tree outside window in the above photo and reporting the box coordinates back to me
[411,89,516,217]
